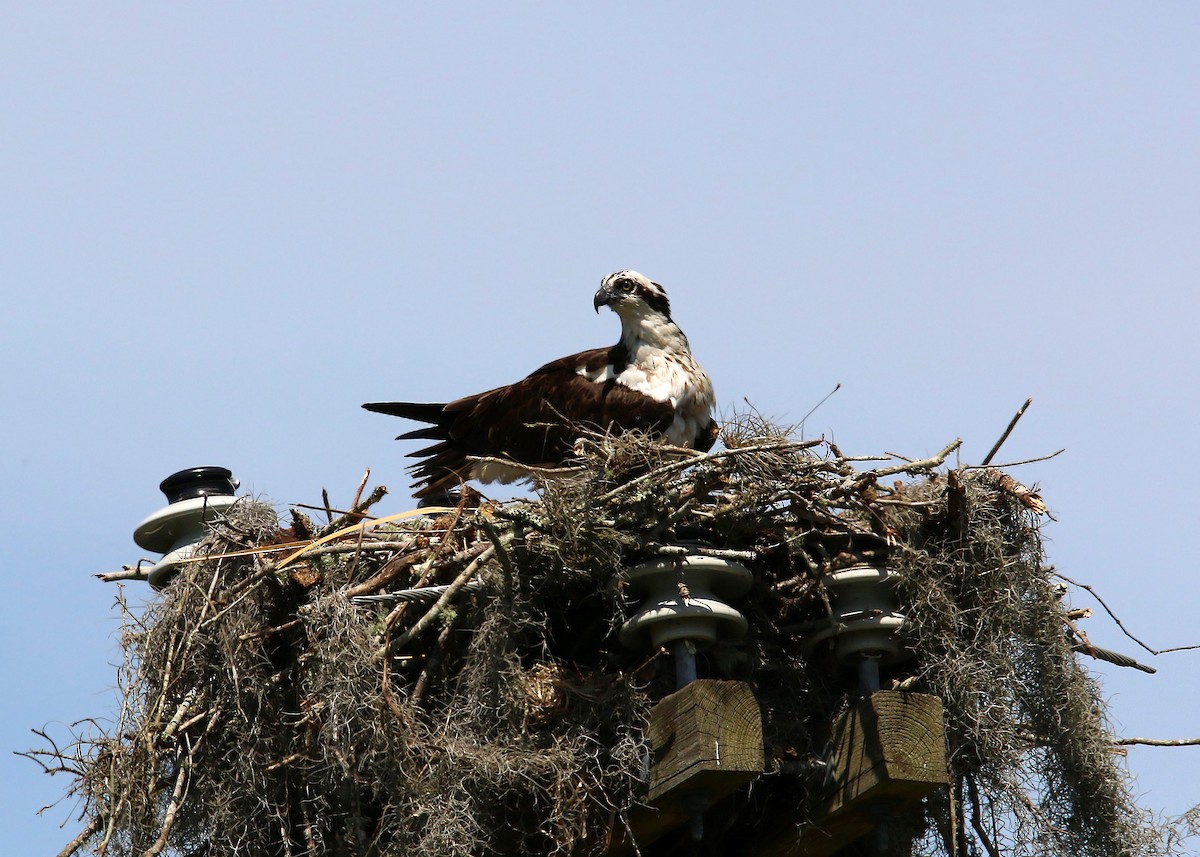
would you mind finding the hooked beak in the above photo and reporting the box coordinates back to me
[593,287,614,314]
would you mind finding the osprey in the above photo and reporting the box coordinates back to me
[363,271,718,499]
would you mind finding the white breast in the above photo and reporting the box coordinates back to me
[582,307,716,448]
[613,349,715,446]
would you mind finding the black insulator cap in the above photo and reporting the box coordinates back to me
[159,466,237,503]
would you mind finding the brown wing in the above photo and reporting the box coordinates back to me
[365,346,676,498]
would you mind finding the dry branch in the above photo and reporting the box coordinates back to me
[1054,570,1200,656]
[981,397,1032,467]
[1116,737,1200,748]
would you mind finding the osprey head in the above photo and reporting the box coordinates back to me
[594,270,672,320]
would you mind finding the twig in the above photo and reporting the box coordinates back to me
[380,626,409,722]
[1053,571,1200,655]
[867,438,961,479]
[274,506,453,571]
[1116,737,1200,747]
[966,774,1002,857]
[835,439,962,497]
[159,687,201,743]
[599,438,820,505]
[302,539,419,558]
[644,543,757,562]
[979,468,1048,515]
[317,485,389,537]
[411,621,455,706]
[351,468,370,512]
[377,537,507,658]
[174,708,212,735]
[265,752,306,771]
[238,619,302,642]
[871,498,940,508]
[114,536,428,575]
[292,502,376,519]
[343,548,425,599]
[799,382,841,434]
[96,564,151,583]
[55,817,101,857]
[480,518,517,604]
[468,455,582,478]
[96,541,313,585]
[195,573,273,632]
[142,754,189,857]
[965,448,1065,470]
[981,397,1032,467]
[20,728,85,777]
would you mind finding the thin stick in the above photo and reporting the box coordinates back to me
[467,455,582,478]
[1054,570,1200,655]
[265,752,306,771]
[981,398,1032,466]
[317,485,389,537]
[966,775,1002,857]
[410,621,455,706]
[837,439,962,495]
[343,548,425,599]
[799,382,841,434]
[101,537,426,581]
[1116,737,1200,747]
[379,625,408,722]
[237,619,302,643]
[159,688,201,743]
[56,817,101,857]
[303,539,417,558]
[866,438,962,479]
[141,755,189,857]
[599,438,820,505]
[377,537,507,658]
[95,564,151,583]
[965,448,1065,470]
[351,468,370,512]
[645,543,757,562]
[292,502,377,519]
[274,506,454,571]
[480,518,517,601]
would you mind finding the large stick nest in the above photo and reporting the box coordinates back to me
[35,418,1171,856]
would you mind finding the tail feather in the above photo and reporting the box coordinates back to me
[405,442,453,459]
[396,425,447,442]
[362,401,448,424]
[364,400,469,499]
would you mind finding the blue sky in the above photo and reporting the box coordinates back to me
[4,5,1200,853]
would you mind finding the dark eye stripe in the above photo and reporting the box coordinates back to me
[600,271,672,318]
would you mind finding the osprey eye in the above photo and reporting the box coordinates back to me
[617,279,635,293]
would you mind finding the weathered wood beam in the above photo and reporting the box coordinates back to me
[757,690,948,857]
[647,678,764,801]
[605,679,764,854]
